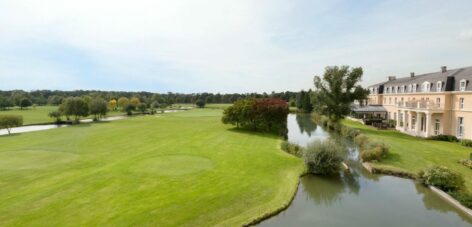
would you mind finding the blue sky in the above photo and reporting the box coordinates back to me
[1,0,472,93]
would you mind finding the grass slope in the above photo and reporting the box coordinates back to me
[343,119,472,192]
[0,106,126,125]
[0,109,304,226]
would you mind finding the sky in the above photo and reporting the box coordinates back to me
[1,0,472,93]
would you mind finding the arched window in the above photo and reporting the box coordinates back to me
[460,79,467,91]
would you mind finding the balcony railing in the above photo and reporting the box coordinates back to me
[396,100,443,111]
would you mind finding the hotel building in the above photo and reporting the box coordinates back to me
[367,66,472,139]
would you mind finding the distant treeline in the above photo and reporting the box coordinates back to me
[0,90,299,108]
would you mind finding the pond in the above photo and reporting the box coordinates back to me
[258,114,472,227]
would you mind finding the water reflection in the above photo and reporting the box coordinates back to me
[258,113,472,227]
[295,114,317,136]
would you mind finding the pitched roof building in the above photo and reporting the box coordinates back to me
[367,66,472,138]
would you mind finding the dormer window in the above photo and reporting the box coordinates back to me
[408,84,412,93]
[403,85,407,93]
[399,86,404,93]
[460,79,467,91]
[437,81,442,92]
[412,84,417,93]
[422,82,431,92]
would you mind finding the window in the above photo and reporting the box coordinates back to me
[422,82,431,92]
[389,97,392,104]
[458,117,464,138]
[460,97,464,109]
[436,98,441,108]
[395,97,397,104]
[436,81,442,92]
[404,85,407,93]
[460,79,467,91]
[435,119,440,136]
[412,84,417,92]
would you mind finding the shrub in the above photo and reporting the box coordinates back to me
[418,166,465,192]
[354,134,370,150]
[428,134,458,142]
[196,99,206,108]
[320,116,329,127]
[458,159,472,169]
[461,139,472,148]
[280,141,304,158]
[304,140,344,175]
[360,142,389,162]
[340,126,360,139]
[449,191,472,209]
[48,111,62,123]
[311,113,322,124]
[387,120,396,128]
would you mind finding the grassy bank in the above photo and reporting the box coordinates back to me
[343,119,472,192]
[0,109,304,226]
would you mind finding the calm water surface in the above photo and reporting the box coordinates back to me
[258,114,472,227]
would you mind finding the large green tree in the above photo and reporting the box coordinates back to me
[222,98,288,134]
[89,98,108,121]
[312,66,368,121]
[62,97,89,123]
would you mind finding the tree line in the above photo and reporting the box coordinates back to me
[0,90,298,110]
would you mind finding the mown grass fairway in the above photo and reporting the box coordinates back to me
[0,106,57,125]
[0,106,126,125]
[343,119,472,192]
[0,109,304,226]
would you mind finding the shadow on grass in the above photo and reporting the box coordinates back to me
[385,152,402,162]
[226,127,281,139]
[0,133,22,138]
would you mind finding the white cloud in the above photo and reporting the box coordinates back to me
[0,0,472,92]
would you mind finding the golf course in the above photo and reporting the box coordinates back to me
[0,108,304,226]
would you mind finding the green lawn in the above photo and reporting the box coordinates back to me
[343,119,472,192]
[0,109,304,226]
[0,106,57,125]
[0,106,126,125]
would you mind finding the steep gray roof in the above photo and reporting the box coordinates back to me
[368,66,472,93]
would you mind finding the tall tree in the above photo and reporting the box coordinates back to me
[89,98,108,121]
[196,99,206,108]
[19,98,32,109]
[63,97,89,123]
[108,99,117,110]
[117,97,129,110]
[130,97,141,108]
[312,66,368,121]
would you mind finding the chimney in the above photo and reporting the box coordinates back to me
[441,66,447,73]
[410,72,415,77]
[388,76,396,81]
